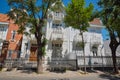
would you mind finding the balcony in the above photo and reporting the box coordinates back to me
[53,13,63,23]
[50,28,63,44]
[53,16,63,20]
[91,34,101,45]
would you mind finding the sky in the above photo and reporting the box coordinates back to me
[0,0,109,40]
[0,0,101,15]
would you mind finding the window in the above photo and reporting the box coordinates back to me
[25,54,29,58]
[52,23,62,28]
[52,24,55,26]
[52,24,57,28]
[8,50,12,58]
[56,24,60,26]
[0,27,3,31]
[75,42,83,50]
[0,27,3,34]
[52,44,54,49]
[91,29,96,32]
[47,57,50,64]
[96,30,101,33]
[91,45,98,56]
[11,30,16,41]
[55,12,59,16]
[25,43,28,52]
[55,44,59,47]
[93,51,97,56]
[0,49,1,56]
[52,44,62,49]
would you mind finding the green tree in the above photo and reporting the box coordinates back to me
[7,0,57,74]
[98,0,120,74]
[64,0,93,73]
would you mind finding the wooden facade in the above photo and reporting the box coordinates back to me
[29,44,37,61]
[0,41,9,63]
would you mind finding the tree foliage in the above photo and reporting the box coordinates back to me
[64,0,93,73]
[7,0,57,73]
[64,0,93,31]
[8,0,55,34]
[98,0,120,74]
[98,0,120,40]
[50,0,64,12]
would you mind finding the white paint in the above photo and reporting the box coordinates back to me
[20,3,106,66]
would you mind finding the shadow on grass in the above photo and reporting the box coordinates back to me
[86,69,98,73]
[99,73,120,80]
[20,68,37,74]
[19,68,67,74]
[90,68,120,80]
[48,68,67,73]
[21,70,34,74]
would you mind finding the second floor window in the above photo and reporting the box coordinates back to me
[8,50,13,58]
[55,12,60,16]
[92,46,98,56]
[11,30,16,41]
[52,24,62,28]
[0,49,1,56]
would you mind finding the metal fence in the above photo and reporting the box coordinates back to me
[77,56,120,68]
[49,59,77,70]
[2,58,77,70]
[1,56,120,70]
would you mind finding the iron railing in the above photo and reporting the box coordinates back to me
[2,56,120,69]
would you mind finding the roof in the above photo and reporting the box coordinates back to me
[90,18,102,26]
[0,14,9,22]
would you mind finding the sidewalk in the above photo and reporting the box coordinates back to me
[0,70,120,80]
[0,70,82,78]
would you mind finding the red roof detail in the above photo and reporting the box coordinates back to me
[0,14,9,22]
[90,18,102,25]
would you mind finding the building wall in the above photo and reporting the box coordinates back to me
[0,14,9,62]
[6,22,22,59]
[44,8,105,66]
[20,6,106,67]
[20,27,31,58]
[45,23,105,65]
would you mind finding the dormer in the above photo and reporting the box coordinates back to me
[88,18,104,33]
[47,0,65,24]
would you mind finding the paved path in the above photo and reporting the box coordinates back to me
[0,70,120,80]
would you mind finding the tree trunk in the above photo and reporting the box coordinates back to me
[35,20,44,74]
[111,48,119,74]
[37,44,43,74]
[110,41,119,74]
[80,31,86,74]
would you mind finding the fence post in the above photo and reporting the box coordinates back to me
[76,58,78,70]
[102,56,104,71]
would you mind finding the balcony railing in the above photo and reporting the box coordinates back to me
[50,28,63,42]
[91,34,101,45]
[53,13,63,20]
[53,16,63,21]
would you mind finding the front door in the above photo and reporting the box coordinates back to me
[29,45,37,61]
[52,43,62,60]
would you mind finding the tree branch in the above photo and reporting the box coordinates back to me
[42,0,51,19]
